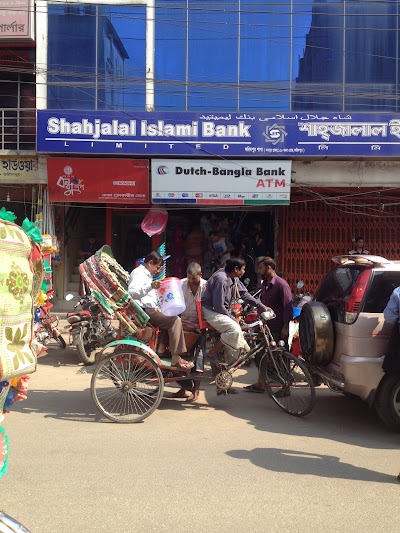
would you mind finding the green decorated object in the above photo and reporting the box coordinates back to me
[79,246,149,334]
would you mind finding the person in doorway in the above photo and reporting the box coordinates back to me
[209,230,234,271]
[128,251,193,371]
[349,237,370,255]
[78,234,100,261]
[174,262,208,401]
[184,226,206,271]
[244,256,293,393]
[201,257,269,394]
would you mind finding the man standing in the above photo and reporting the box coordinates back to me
[128,251,193,371]
[245,256,293,393]
[177,262,207,401]
[181,262,207,329]
[201,257,268,376]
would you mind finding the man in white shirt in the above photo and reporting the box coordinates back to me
[128,251,193,371]
[179,262,207,401]
[181,262,207,327]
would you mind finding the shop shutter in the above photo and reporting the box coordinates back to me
[278,201,400,294]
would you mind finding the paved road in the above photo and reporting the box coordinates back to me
[1,337,399,533]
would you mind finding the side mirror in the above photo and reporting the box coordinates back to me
[65,293,74,301]
[296,280,304,289]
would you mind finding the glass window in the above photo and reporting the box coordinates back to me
[155,1,187,110]
[363,272,400,314]
[48,3,146,110]
[187,0,239,110]
[292,1,344,111]
[344,1,397,112]
[46,1,400,113]
[240,0,291,111]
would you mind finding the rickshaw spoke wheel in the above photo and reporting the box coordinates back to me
[91,349,164,423]
[260,349,315,417]
[215,370,233,391]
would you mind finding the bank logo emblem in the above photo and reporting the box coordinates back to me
[262,123,287,145]
[156,165,169,175]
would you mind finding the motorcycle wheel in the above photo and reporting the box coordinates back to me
[76,331,96,365]
[52,329,67,349]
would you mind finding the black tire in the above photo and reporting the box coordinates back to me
[54,332,67,349]
[299,301,334,366]
[91,350,164,423]
[260,350,316,417]
[374,374,400,432]
[76,330,96,365]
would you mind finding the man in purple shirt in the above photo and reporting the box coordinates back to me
[245,256,293,393]
[201,258,268,391]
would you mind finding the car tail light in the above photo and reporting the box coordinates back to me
[344,269,371,324]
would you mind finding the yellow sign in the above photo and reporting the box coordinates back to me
[0,157,42,184]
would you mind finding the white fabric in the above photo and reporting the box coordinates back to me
[128,264,159,308]
[202,306,246,359]
[181,277,207,324]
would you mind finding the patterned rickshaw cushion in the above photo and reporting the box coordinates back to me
[0,220,38,396]
[79,246,149,334]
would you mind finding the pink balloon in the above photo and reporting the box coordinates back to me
[141,209,168,237]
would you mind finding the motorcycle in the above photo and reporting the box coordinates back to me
[66,294,117,365]
[34,299,66,349]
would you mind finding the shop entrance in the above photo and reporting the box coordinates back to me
[111,210,153,272]
[165,209,275,289]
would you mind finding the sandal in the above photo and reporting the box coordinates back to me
[217,387,239,396]
[243,384,265,393]
[171,359,194,371]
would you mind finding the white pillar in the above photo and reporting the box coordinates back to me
[35,0,48,110]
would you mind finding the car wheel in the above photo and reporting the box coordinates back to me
[374,374,400,433]
[299,302,334,366]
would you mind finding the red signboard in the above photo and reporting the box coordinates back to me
[47,158,149,204]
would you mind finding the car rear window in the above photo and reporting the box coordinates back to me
[316,267,400,317]
[315,266,364,302]
[363,271,400,313]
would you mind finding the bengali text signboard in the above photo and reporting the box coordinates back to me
[37,110,400,158]
[47,158,149,204]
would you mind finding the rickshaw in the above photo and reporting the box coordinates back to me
[80,247,316,423]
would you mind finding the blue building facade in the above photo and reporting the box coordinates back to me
[42,1,400,295]
[47,1,400,113]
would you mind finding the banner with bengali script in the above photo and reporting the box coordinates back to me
[37,110,400,158]
[0,157,42,184]
[0,0,33,40]
[47,157,149,204]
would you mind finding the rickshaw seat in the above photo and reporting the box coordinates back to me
[196,301,214,330]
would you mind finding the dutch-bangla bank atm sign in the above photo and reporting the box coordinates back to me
[151,159,292,205]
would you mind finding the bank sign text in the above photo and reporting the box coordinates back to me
[37,110,400,157]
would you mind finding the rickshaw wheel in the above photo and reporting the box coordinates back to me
[91,349,164,423]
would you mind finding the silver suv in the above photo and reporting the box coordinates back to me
[299,254,400,432]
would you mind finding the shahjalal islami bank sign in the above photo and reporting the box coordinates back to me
[37,110,400,157]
